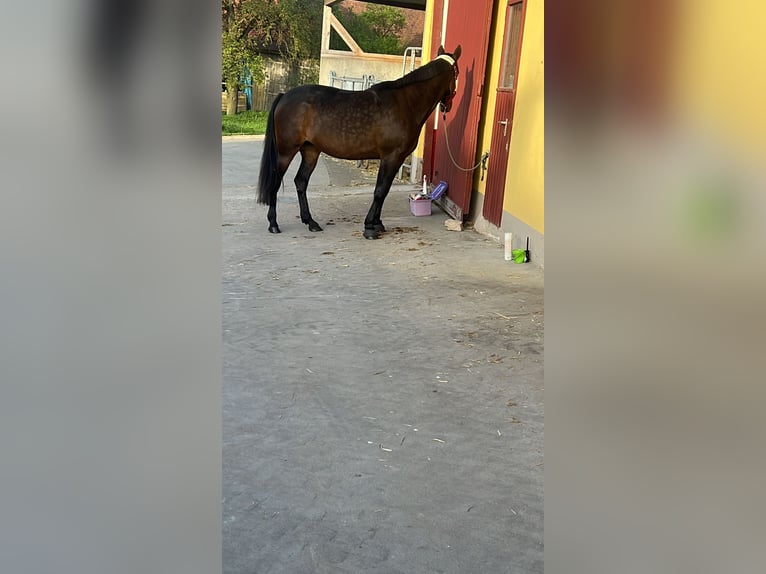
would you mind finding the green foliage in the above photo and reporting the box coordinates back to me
[222,0,322,90]
[280,0,323,61]
[332,4,406,55]
[222,0,272,88]
[361,5,406,39]
[222,27,264,89]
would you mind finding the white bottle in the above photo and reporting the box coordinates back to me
[504,233,513,261]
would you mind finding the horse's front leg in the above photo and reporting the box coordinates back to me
[363,157,402,239]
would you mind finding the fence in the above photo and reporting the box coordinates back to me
[223,56,318,113]
[221,90,248,113]
[250,57,318,112]
[328,71,378,90]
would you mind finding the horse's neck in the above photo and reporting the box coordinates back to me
[400,75,448,121]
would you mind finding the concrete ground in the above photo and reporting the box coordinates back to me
[222,136,544,574]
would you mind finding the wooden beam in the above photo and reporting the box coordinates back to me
[329,12,364,55]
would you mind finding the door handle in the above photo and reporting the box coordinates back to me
[498,119,508,136]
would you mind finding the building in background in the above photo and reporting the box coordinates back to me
[316,0,544,263]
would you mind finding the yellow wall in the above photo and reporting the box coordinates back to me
[673,1,766,157]
[421,1,434,65]
[502,0,544,233]
[414,2,436,159]
[474,0,544,234]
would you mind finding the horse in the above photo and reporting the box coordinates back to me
[257,45,462,239]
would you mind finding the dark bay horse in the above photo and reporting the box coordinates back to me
[257,45,461,239]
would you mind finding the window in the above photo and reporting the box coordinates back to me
[500,2,524,89]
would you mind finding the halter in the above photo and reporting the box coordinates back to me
[437,54,459,113]
[436,54,456,66]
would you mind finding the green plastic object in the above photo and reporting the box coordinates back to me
[512,237,530,264]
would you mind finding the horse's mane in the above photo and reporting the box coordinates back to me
[370,59,451,91]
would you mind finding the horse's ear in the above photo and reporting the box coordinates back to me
[437,45,445,56]
[452,45,462,61]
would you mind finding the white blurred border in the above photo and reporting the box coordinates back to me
[0,2,222,572]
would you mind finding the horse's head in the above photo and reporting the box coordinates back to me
[437,45,462,113]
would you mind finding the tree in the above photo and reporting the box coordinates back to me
[222,0,269,116]
[280,0,323,61]
[332,4,407,56]
[222,0,323,115]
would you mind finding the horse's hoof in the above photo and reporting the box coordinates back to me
[363,228,380,240]
[268,225,281,234]
[308,221,323,232]
[373,223,386,232]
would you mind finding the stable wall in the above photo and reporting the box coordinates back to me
[471,0,544,265]
[501,0,544,234]
[319,51,418,87]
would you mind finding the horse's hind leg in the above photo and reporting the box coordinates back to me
[267,153,294,234]
[295,144,323,232]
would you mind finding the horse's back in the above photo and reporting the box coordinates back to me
[274,86,389,157]
[278,84,381,111]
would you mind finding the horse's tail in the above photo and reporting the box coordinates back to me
[257,93,285,205]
